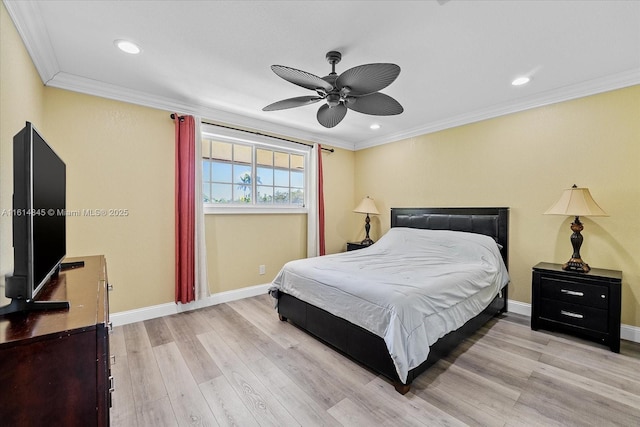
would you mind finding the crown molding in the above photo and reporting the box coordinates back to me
[46,72,355,151]
[6,0,637,153]
[47,67,639,153]
[3,0,354,151]
[354,69,640,150]
[3,0,59,83]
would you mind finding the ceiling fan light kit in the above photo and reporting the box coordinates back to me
[263,51,403,128]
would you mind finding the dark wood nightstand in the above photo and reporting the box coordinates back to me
[531,262,622,352]
[347,242,371,251]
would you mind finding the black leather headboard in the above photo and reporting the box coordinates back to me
[390,207,509,268]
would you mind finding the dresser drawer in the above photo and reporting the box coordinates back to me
[540,277,608,309]
[539,299,608,333]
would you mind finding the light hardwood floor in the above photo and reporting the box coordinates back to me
[110,294,640,426]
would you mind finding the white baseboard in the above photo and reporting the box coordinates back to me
[507,299,532,317]
[622,324,640,343]
[109,283,271,327]
[506,299,640,344]
[110,293,640,344]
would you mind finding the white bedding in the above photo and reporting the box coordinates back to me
[271,227,510,383]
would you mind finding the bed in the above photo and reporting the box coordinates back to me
[270,207,509,394]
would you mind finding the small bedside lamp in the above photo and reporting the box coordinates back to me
[353,196,380,246]
[544,185,608,272]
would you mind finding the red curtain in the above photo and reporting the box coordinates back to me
[174,115,196,304]
[318,144,326,256]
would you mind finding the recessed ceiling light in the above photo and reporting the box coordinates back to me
[511,76,530,86]
[370,124,381,130]
[115,39,141,55]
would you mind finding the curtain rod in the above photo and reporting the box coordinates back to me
[170,114,334,153]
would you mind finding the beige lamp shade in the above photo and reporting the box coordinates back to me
[544,186,608,217]
[544,185,607,273]
[353,196,380,246]
[353,196,380,215]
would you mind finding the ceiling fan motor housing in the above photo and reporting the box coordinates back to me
[326,51,342,65]
[326,93,341,107]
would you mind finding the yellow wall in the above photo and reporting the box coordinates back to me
[205,146,355,293]
[205,214,306,293]
[14,86,355,312]
[41,88,176,312]
[1,86,356,312]
[4,4,639,328]
[322,146,357,254]
[354,85,640,326]
[0,3,46,305]
[1,5,356,312]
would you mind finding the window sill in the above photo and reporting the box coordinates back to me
[204,206,308,215]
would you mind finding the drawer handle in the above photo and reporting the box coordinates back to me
[110,354,116,365]
[560,310,584,319]
[561,289,584,297]
[109,375,115,393]
[107,283,114,291]
[108,321,113,334]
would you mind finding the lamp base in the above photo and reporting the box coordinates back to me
[563,257,591,273]
[360,238,375,246]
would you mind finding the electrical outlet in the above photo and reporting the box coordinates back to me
[259,265,266,275]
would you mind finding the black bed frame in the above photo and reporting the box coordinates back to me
[275,207,509,394]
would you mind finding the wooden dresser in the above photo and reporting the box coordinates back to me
[0,255,111,426]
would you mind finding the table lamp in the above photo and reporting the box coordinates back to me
[544,184,608,272]
[353,196,380,246]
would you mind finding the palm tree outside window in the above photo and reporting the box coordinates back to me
[201,138,306,208]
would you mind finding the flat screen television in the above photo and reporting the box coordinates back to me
[0,122,69,315]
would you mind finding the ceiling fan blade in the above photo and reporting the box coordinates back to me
[346,92,404,116]
[336,63,400,96]
[263,96,323,111]
[271,65,334,92]
[317,103,347,128]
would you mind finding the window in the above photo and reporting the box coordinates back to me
[201,126,309,213]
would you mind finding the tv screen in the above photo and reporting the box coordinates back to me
[6,122,66,301]
[31,128,66,296]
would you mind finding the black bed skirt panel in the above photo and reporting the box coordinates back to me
[277,289,507,385]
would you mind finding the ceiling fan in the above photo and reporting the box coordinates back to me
[263,51,403,128]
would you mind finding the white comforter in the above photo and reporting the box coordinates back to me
[271,227,510,383]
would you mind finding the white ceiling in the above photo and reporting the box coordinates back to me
[5,0,640,150]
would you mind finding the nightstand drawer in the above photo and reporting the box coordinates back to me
[539,299,608,333]
[540,277,608,309]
